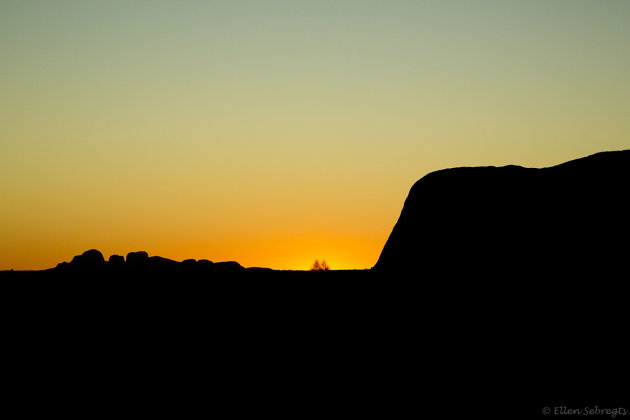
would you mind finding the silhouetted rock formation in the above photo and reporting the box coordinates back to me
[108,254,125,265]
[374,150,630,277]
[71,249,105,266]
[126,251,149,266]
[49,249,251,277]
[54,249,106,273]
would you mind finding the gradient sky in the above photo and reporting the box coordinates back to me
[1,1,629,270]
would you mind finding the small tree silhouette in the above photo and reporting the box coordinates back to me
[310,259,330,271]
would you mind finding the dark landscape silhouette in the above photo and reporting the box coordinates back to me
[2,150,628,417]
[53,249,251,276]
[375,149,630,279]
[4,150,628,279]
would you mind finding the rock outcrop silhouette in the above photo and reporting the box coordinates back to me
[70,249,105,266]
[54,249,106,272]
[374,150,630,277]
[370,150,629,407]
[51,250,247,277]
[108,254,125,265]
[126,251,149,266]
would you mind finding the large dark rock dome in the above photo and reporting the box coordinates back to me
[374,150,630,278]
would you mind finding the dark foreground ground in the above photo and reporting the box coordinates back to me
[2,268,626,418]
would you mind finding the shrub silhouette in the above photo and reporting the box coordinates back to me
[310,259,330,271]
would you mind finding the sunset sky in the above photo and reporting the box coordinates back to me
[1,1,629,270]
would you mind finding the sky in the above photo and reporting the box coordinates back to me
[1,0,629,270]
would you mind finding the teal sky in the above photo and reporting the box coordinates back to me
[1,1,629,270]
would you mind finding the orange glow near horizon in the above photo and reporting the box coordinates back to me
[0,232,386,271]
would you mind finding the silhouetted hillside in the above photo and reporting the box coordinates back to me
[369,150,630,412]
[374,150,630,277]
